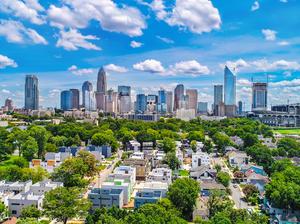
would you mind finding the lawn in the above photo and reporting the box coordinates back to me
[179,169,190,177]
[273,128,300,135]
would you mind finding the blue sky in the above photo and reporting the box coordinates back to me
[0,0,300,109]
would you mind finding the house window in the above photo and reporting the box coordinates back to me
[12,210,17,214]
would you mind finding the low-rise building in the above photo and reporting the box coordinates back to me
[0,181,32,195]
[123,158,151,181]
[127,140,141,152]
[134,181,168,208]
[88,188,124,209]
[227,151,250,168]
[29,180,63,195]
[190,166,217,181]
[147,168,172,185]
[101,179,131,205]
[176,149,184,168]
[192,152,210,169]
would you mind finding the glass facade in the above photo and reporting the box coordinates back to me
[224,66,236,106]
[136,94,147,113]
[25,75,39,110]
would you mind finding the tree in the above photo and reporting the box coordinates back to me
[28,126,50,158]
[242,133,259,148]
[77,150,99,177]
[0,127,10,161]
[216,172,230,187]
[161,137,176,153]
[44,143,57,153]
[190,140,197,152]
[116,128,134,149]
[212,133,233,154]
[187,131,205,142]
[21,137,38,161]
[43,187,91,224]
[91,131,119,152]
[211,212,232,224]
[20,205,41,219]
[163,152,180,170]
[51,157,89,188]
[5,128,29,155]
[277,137,300,157]
[167,178,199,220]
[242,184,259,205]
[208,190,234,218]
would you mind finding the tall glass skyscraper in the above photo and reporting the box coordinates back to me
[224,66,236,106]
[82,81,93,107]
[136,94,147,113]
[174,84,184,111]
[118,86,131,96]
[70,89,80,109]
[118,86,132,113]
[97,67,107,93]
[25,75,39,110]
[157,89,167,113]
[252,82,268,111]
[61,90,72,111]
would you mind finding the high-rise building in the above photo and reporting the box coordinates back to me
[147,95,158,112]
[82,81,93,108]
[97,67,107,93]
[118,86,131,113]
[166,91,173,113]
[157,89,167,113]
[186,89,198,112]
[252,82,268,111]
[4,98,14,111]
[213,85,223,116]
[174,84,184,111]
[61,90,72,111]
[238,101,243,115]
[198,102,208,114]
[118,86,131,96]
[84,90,96,111]
[25,75,39,110]
[70,89,80,109]
[224,66,236,117]
[95,92,105,111]
[105,89,118,113]
[136,94,147,113]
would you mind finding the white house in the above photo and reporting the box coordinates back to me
[147,168,172,185]
[192,152,210,169]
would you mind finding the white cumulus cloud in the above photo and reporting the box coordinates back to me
[251,1,260,11]
[0,54,18,69]
[130,41,143,48]
[133,59,165,73]
[68,65,95,76]
[262,29,277,41]
[0,20,47,44]
[156,35,174,44]
[0,0,45,25]
[104,64,128,73]
[56,29,101,51]
[169,60,210,76]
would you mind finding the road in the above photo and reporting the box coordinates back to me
[211,155,251,210]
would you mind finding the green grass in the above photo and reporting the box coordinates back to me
[179,169,190,177]
[273,128,300,135]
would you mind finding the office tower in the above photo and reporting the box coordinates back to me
[198,102,208,114]
[157,89,167,113]
[4,98,14,111]
[82,81,93,107]
[174,84,184,111]
[213,85,223,116]
[61,90,72,111]
[95,92,105,111]
[166,91,173,113]
[105,89,118,113]
[85,90,96,111]
[97,67,107,93]
[238,101,243,115]
[147,94,158,113]
[224,66,237,117]
[118,86,131,113]
[70,89,80,109]
[186,89,198,112]
[136,94,147,113]
[25,75,39,110]
[252,82,268,111]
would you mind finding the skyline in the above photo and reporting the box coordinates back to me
[1,0,300,109]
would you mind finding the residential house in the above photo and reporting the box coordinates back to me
[192,151,210,169]
[200,180,226,197]
[190,166,217,181]
[230,136,244,147]
[101,179,131,205]
[88,188,124,209]
[147,168,172,185]
[123,158,151,181]
[227,151,249,168]
[244,170,269,194]
[127,140,141,152]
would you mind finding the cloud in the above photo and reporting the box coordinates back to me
[68,65,95,76]
[237,79,252,86]
[1,89,11,94]
[278,41,290,46]
[138,0,167,20]
[156,35,174,44]
[0,20,47,45]
[0,0,45,25]
[270,79,300,87]
[165,0,221,34]
[251,1,260,11]
[47,0,147,37]
[130,41,143,48]
[279,0,288,3]
[56,29,101,51]
[223,59,250,71]
[262,29,277,41]
[133,59,165,73]
[104,64,128,73]
[169,60,210,76]
[0,54,18,69]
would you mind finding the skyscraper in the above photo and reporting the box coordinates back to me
[105,89,118,113]
[157,89,167,113]
[136,94,147,113]
[70,89,80,109]
[118,86,131,96]
[174,84,184,111]
[147,94,158,112]
[61,90,72,111]
[166,91,173,113]
[252,82,268,111]
[4,98,14,111]
[186,89,198,112]
[238,101,243,115]
[25,75,39,110]
[224,66,236,117]
[118,86,131,113]
[82,81,93,108]
[97,67,107,93]
[198,102,208,114]
[214,85,223,116]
